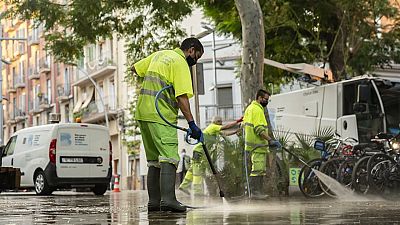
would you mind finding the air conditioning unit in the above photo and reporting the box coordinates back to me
[49,113,60,123]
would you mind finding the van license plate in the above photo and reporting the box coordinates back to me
[61,158,84,163]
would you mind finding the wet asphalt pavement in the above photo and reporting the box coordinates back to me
[1,190,400,224]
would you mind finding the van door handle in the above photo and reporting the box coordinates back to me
[11,158,13,166]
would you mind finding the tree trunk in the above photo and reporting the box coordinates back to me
[328,11,348,81]
[234,0,265,108]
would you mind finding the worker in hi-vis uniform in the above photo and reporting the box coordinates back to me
[179,116,242,196]
[243,89,281,199]
[131,38,203,212]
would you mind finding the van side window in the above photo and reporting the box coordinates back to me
[3,136,17,156]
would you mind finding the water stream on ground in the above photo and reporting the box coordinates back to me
[312,168,358,200]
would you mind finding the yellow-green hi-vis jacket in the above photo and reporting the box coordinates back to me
[134,48,193,125]
[243,100,269,153]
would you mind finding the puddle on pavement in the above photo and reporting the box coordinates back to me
[1,191,400,224]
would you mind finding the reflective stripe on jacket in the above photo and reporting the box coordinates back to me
[243,100,269,152]
[134,48,193,125]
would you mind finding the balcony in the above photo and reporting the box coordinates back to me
[15,109,26,122]
[15,75,26,89]
[5,20,16,32]
[73,56,116,87]
[199,104,243,124]
[57,84,72,102]
[7,82,16,94]
[39,57,51,74]
[79,96,117,124]
[28,67,41,80]
[39,95,52,110]
[29,98,42,114]
[28,35,40,46]
[7,107,25,124]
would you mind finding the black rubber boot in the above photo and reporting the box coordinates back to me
[250,176,268,200]
[147,166,161,212]
[160,163,187,212]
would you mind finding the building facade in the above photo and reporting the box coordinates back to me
[1,16,137,190]
[0,19,73,141]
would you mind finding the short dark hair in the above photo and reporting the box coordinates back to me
[180,38,204,53]
[256,89,271,99]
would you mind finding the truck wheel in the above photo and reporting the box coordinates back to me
[93,184,108,195]
[34,171,54,195]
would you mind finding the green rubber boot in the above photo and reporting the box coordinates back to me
[160,163,187,212]
[147,166,161,212]
[250,176,268,200]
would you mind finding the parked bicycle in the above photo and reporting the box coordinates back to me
[318,135,358,197]
[366,132,400,195]
[298,134,347,198]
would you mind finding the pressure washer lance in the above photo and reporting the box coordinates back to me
[281,147,312,168]
[155,85,225,198]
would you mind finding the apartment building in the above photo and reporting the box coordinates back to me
[72,39,138,190]
[1,18,71,140]
[1,16,138,190]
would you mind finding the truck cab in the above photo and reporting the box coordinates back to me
[269,76,400,144]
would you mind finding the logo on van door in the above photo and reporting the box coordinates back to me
[60,133,72,146]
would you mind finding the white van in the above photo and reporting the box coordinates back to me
[1,123,112,195]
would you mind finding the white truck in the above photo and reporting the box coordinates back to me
[266,59,400,143]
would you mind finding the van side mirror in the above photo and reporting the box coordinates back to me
[357,84,370,103]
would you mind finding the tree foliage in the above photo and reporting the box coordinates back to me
[4,0,400,83]
[2,0,192,64]
[197,0,400,82]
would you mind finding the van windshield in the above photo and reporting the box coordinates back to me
[377,81,400,135]
[348,80,384,143]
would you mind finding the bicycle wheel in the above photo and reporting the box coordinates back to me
[367,153,395,194]
[298,158,325,198]
[319,158,343,197]
[351,156,370,194]
[337,158,357,188]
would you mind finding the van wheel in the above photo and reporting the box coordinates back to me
[93,184,108,195]
[34,171,53,195]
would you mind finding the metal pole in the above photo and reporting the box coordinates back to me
[76,67,109,128]
[212,31,218,116]
[0,25,3,145]
[192,66,200,125]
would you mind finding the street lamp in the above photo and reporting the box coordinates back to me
[72,65,109,128]
[201,24,218,110]
[0,25,27,145]
[192,29,213,125]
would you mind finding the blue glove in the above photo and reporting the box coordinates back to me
[270,140,282,149]
[188,121,203,141]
